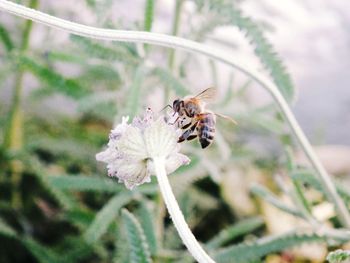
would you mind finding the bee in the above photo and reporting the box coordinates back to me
[171,88,236,149]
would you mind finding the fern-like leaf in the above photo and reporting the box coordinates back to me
[84,194,133,244]
[114,224,130,263]
[48,175,123,193]
[26,157,78,210]
[214,232,326,263]
[0,24,14,52]
[57,236,93,263]
[144,0,154,32]
[122,208,153,263]
[70,35,139,64]
[250,184,304,218]
[0,218,17,238]
[291,171,350,204]
[17,55,88,99]
[63,209,95,230]
[137,201,157,255]
[204,0,295,102]
[22,237,61,263]
[327,249,350,263]
[207,217,264,249]
[0,218,63,263]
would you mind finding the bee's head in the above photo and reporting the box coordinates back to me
[172,99,181,113]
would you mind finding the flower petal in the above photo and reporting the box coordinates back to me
[117,126,148,160]
[96,147,119,164]
[109,116,130,141]
[144,118,177,158]
[117,160,151,190]
[132,108,154,131]
[166,153,191,174]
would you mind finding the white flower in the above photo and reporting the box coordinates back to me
[96,109,190,190]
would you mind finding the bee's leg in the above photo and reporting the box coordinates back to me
[181,121,192,130]
[183,108,195,118]
[168,116,180,125]
[178,129,193,143]
[187,134,197,141]
[178,122,198,143]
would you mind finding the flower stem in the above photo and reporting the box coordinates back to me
[153,157,215,263]
[168,0,183,71]
[0,0,349,227]
[3,0,38,209]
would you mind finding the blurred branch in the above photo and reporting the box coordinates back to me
[250,184,305,219]
[0,24,14,52]
[3,0,38,209]
[168,0,183,71]
[143,0,154,32]
[0,0,349,228]
[165,0,183,104]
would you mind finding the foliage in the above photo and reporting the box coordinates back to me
[214,232,327,263]
[194,0,295,102]
[0,0,348,262]
[122,209,153,263]
[327,250,350,263]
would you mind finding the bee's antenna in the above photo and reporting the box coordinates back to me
[159,104,172,113]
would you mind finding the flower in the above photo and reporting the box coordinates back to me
[96,108,190,190]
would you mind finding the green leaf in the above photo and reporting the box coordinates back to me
[284,148,314,217]
[206,1,295,102]
[0,24,14,52]
[291,171,350,205]
[250,184,304,218]
[70,35,139,64]
[27,157,78,210]
[206,217,264,249]
[46,50,86,64]
[84,194,133,244]
[122,209,153,263]
[137,202,157,255]
[48,175,123,193]
[63,209,95,230]
[214,232,326,263]
[22,237,61,263]
[327,249,350,263]
[114,224,130,263]
[28,86,56,101]
[26,135,98,161]
[57,236,93,263]
[152,67,189,96]
[144,0,154,31]
[18,56,88,99]
[0,218,17,238]
[85,0,96,8]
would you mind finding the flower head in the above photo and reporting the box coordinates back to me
[96,109,190,189]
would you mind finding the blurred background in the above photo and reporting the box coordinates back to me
[0,0,350,262]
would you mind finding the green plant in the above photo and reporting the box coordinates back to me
[0,0,349,262]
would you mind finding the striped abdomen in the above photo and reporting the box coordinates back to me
[196,112,216,148]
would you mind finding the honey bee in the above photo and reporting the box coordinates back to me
[171,88,236,149]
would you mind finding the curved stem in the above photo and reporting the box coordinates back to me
[153,157,215,263]
[0,0,349,228]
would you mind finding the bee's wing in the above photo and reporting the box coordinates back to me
[194,87,217,103]
[215,113,238,125]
